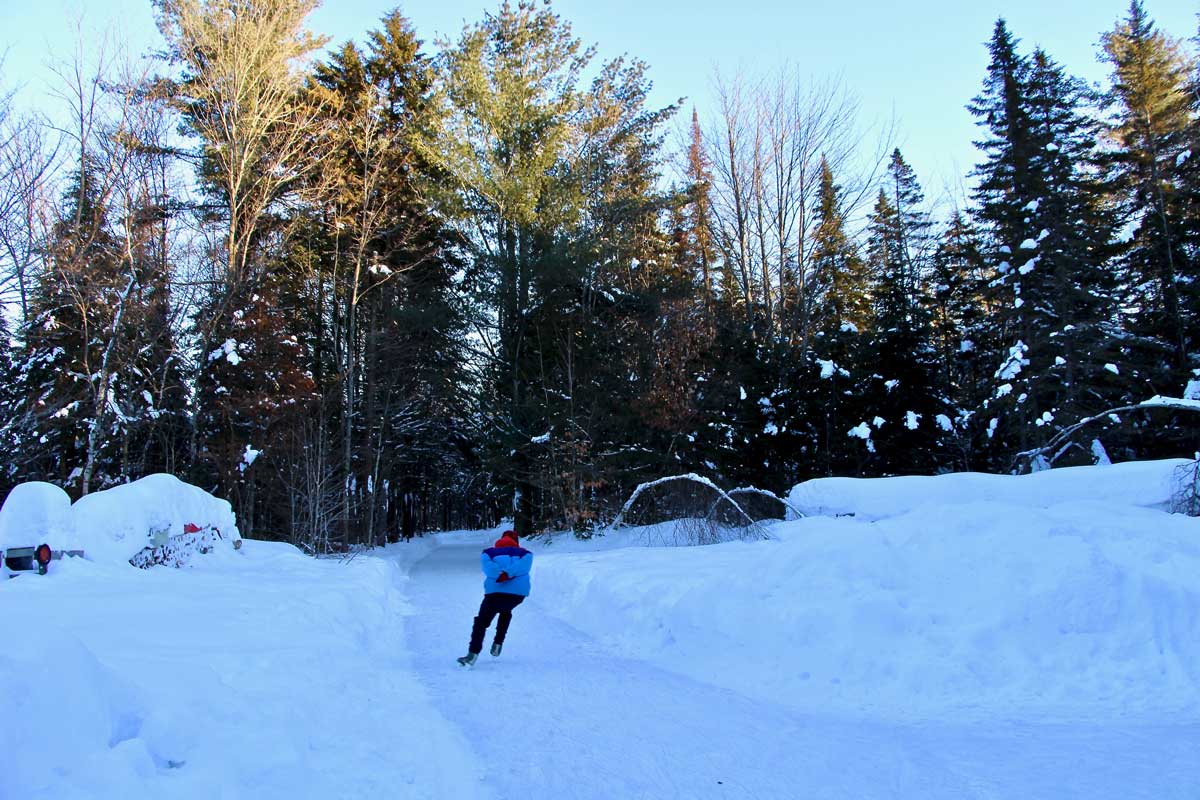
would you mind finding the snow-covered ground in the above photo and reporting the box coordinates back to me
[1,541,483,799]
[538,459,1200,721]
[3,459,1199,798]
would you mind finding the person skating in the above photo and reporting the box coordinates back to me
[458,530,533,667]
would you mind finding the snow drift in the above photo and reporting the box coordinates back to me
[0,539,485,799]
[787,458,1190,519]
[535,459,1200,721]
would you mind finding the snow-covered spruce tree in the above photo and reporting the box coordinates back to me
[0,310,18,499]
[862,150,945,474]
[192,270,319,536]
[7,38,186,495]
[13,164,123,491]
[1100,2,1200,459]
[927,212,994,469]
[969,21,1123,466]
[11,156,181,494]
[806,157,873,476]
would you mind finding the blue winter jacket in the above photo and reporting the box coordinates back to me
[481,545,533,596]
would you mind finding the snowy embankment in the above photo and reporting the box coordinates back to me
[534,459,1200,721]
[1,496,481,799]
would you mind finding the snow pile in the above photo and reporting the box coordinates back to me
[0,481,73,550]
[534,460,1200,721]
[787,458,1188,520]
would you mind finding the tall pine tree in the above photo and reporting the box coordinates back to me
[1103,1,1197,385]
[864,150,943,473]
[970,22,1121,466]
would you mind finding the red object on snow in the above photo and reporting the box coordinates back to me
[183,523,202,534]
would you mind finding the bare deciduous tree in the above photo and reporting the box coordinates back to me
[706,68,892,347]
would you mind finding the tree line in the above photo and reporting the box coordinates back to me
[0,0,1196,545]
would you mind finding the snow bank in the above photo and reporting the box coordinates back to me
[788,458,1190,520]
[0,481,73,549]
[535,461,1200,721]
[0,637,152,795]
[0,540,485,799]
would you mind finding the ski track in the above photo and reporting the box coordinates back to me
[400,540,1200,800]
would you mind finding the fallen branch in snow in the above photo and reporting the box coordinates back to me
[1012,396,1200,473]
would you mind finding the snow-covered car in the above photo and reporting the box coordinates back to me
[75,474,242,568]
[0,482,79,577]
[0,475,242,575]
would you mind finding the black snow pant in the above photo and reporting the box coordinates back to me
[468,592,525,654]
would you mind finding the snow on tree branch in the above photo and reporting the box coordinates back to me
[1013,397,1200,472]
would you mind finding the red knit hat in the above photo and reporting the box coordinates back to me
[495,530,518,548]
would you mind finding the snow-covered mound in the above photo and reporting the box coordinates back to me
[0,481,73,550]
[70,474,241,565]
[788,458,1190,520]
[536,460,1200,721]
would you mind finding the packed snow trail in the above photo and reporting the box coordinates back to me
[400,537,1200,800]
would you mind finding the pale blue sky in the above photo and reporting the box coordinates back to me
[2,0,1197,200]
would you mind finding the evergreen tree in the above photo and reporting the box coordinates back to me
[303,12,472,546]
[806,157,871,474]
[970,22,1121,465]
[193,271,319,535]
[684,108,719,304]
[863,151,943,473]
[810,158,872,338]
[0,311,18,498]
[928,212,993,467]
[13,164,122,490]
[1102,1,1197,384]
[119,189,191,483]
[423,1,680,532]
